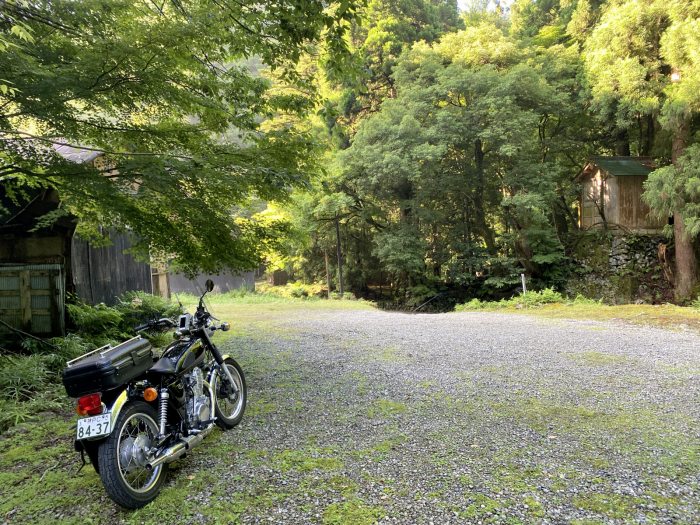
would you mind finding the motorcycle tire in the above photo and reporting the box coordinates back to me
[98,401,167,508]
[214,357,247,429]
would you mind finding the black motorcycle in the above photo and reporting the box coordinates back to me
[62,280,246,508]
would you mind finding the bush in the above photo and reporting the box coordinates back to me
[67,302,124,337]
[456,288,566,311]
[457,298,486,311]
[115,291,182,329]
[257,281,326,299]
[0,354,51,402]
[513,288,565,307]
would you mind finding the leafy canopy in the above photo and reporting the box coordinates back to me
[0,0,359,275]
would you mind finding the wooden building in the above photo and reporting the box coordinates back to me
[71,231,153,305]
[0,188,74,336]
[2,143,255,336]
[579,156,666,234]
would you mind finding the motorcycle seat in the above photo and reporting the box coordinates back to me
[149,356,177,375]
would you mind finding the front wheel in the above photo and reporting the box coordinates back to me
[214,357,246,429]
[98,401,166,508]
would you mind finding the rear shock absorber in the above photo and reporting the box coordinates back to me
[158,389,169,437]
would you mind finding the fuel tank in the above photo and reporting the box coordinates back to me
[156,337,206,375]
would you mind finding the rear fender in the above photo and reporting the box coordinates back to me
[107,388,129,430]
[74,388,128,444]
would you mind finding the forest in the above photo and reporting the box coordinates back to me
[2,0,700,307]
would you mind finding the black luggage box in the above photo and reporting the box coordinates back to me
[62,336,153,398]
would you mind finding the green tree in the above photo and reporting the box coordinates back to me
[335,22,588,293]
[584,0,700,300]
[0,0,359,275]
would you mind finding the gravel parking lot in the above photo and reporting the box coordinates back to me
[205,309,700,524]
[3,307,699,525]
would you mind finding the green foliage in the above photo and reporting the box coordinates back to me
[0,292,182,433]
[257,281,327,299]
[456,288,566,310]
[0,354,50,402]
[0,0,361,275]
[116,291,183,330]
[66,291,183,342]
[644,144,700,237]
[323,498,384,525]
[66,302,124,338]
[0,386,64,434]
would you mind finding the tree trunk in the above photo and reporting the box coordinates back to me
[614,128,631,156]
[671,121,697,302]
[474,139,496,254]
[643,114,655,156]
[334,216,344,297]
[324,249,332,299]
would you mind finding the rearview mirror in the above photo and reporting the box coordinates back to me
[205,279,214,292]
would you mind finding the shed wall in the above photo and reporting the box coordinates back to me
[168,271,255,296]
[0,264,65,336]
[71,232,152,305]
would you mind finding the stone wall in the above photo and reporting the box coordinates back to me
[567,232,673,304]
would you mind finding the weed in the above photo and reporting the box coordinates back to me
[0,354,50,401]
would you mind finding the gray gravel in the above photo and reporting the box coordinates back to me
[190,310,700,524]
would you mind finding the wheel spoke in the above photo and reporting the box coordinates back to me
[116,410,162,494]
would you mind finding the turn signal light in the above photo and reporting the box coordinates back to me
[77,393,103,416]
[143,387,158,402]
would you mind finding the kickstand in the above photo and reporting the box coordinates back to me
[77,449,86,473]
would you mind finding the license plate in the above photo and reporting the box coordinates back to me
[76,413,111,440]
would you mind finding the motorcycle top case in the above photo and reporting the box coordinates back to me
[62,336,154,398]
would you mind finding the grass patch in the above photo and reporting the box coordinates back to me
[323,497,384,525]
[572,493,642,519]
[367,399,407,418]
[567,351,632,366]
[457,296,700,333]
[272,448,344,473]
[461,492,502,519]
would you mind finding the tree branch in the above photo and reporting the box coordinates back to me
[0,130,195,160]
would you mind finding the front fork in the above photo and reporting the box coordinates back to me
[201,329,239,398]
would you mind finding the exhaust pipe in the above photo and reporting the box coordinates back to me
[146,424,215,470]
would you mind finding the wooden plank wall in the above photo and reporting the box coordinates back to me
[71,232,152,305]
[616,176,665,232]
[0,264,65,336]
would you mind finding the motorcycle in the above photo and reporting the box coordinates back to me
[61,280,246,508]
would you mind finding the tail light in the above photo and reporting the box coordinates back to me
[77,393,103,416]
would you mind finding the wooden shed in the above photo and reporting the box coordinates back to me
[0,188,74,336]
[579,156,666,234]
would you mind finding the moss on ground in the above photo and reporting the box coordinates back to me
[572,493,643,519]
[456,302,700,333]
[568,351,633,366]
[322,497,384,525]
[366,399,407,419]
[272,447,344,473]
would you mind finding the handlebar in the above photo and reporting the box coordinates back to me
[134,317,176,332]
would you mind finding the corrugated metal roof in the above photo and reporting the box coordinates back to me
[590,156,654,177]
[53,143,102,163]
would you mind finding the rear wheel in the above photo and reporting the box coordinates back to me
[98,401,166,508]
[214,357,246,429]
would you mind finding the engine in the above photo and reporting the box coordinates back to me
[185,367,211,428]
